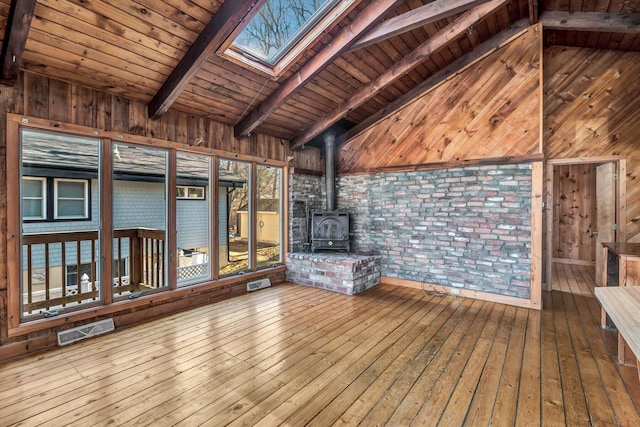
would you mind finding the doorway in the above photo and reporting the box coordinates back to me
[545,158,626,290]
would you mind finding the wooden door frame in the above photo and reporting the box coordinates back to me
[545,157,627,291]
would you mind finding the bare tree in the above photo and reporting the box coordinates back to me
[257,166,280,199]
[237,0,326,59]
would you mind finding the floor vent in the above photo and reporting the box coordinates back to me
[57,318,115,346]
[247,278,271,292]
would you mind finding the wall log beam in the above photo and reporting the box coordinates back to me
[540,11,640,33]
[349,0,491,52]
[0,0,37,85]
[233,0,405,138]
[290,0,510,150]
[148,0,265,119]
[341,18,530,144]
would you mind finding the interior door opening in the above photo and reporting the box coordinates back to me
[545,158,626,290]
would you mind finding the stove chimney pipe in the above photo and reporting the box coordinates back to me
[324,131,336,211]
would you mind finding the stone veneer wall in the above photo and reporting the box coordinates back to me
[335,164,532,299]
[288,164,532,299]
[288,173,325,253]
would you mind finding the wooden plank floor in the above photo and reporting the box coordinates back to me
[1,264,639,426]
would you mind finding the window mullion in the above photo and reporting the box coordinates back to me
[211,156,219,281]
[101,139,113,305]
[249,162,257,272]
[168,150,177,290]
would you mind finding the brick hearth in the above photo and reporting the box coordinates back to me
[286,252,381,295]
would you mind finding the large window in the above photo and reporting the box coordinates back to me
[256,165,282,269]
[9,117,286,328]
[177,152,210,286]
[112,143,168,297]
[220,159,251,277]
[19,129,101,317]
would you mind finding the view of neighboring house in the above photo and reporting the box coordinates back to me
[237,198,282,268]
[237,198,281,244]
[20,128,245,309]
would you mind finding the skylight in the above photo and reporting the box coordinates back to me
[233,0,339,66]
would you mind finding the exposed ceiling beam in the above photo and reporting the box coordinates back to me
[349,0,491,52]
[0,0,37,85]
[528,0,539,25]
[540,11,640,33]
[340,19,530,145]
[290,0,509,150]
[233,0,405,138]
[148,0,265,119]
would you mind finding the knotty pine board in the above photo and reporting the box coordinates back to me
[337,25,542,173]
[552,163,597,262]
[544,46,640,244]
[7,71,289,160]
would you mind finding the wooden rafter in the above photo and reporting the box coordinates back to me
[349,0,490,52]
[540,11,640,33]
[148,0,265,119]
[233,0,405,138]
[528,0,539,25]
[340,19,530,145]
[290,0,509,150]
[0,0,37,85]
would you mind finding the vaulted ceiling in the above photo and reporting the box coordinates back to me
[1,0,640,149]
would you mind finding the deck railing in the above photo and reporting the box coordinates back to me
[21,228,165,314]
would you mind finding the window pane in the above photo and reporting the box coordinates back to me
[23,179,43,197]
[177,153,210,286]
[176,187,186,198]
[257,165,282,269]
[234,0,338,64]
[23,199,43,218]
[219,159,250,276]
[113,143,168,297]
[57,181,85,198]
[188,187,204,198]
[57,200,85,217]
[20,129,101,318]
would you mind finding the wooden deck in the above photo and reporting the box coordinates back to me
[1,264,639,426]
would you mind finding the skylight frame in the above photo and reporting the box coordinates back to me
[221,0,358,77]
[234,0,340,66]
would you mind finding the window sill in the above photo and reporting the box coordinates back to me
[8,265,286,338]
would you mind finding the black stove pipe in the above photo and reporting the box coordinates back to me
[325,131,336,211]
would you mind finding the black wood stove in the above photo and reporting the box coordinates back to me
[310,132,350,253]
[311,210,350,253]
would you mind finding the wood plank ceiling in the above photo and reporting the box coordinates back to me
[0,0,640,148]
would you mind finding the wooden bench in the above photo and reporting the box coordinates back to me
[595,286,640,380]
[600,242,640,329]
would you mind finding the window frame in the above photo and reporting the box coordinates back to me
[54,178,90,220]
[21,176,47,220]
[220,0,357,77]
[6,113,288,336]
[177,185,206,200]
[256,165,284,270]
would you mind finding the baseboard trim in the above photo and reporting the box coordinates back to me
[381,276,535,310]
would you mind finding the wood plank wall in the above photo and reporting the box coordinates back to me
[544,46,640,243]
[0,71,293,358]
[336,25,542,174]
[0,72,290,160]
[552,164,597,262]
